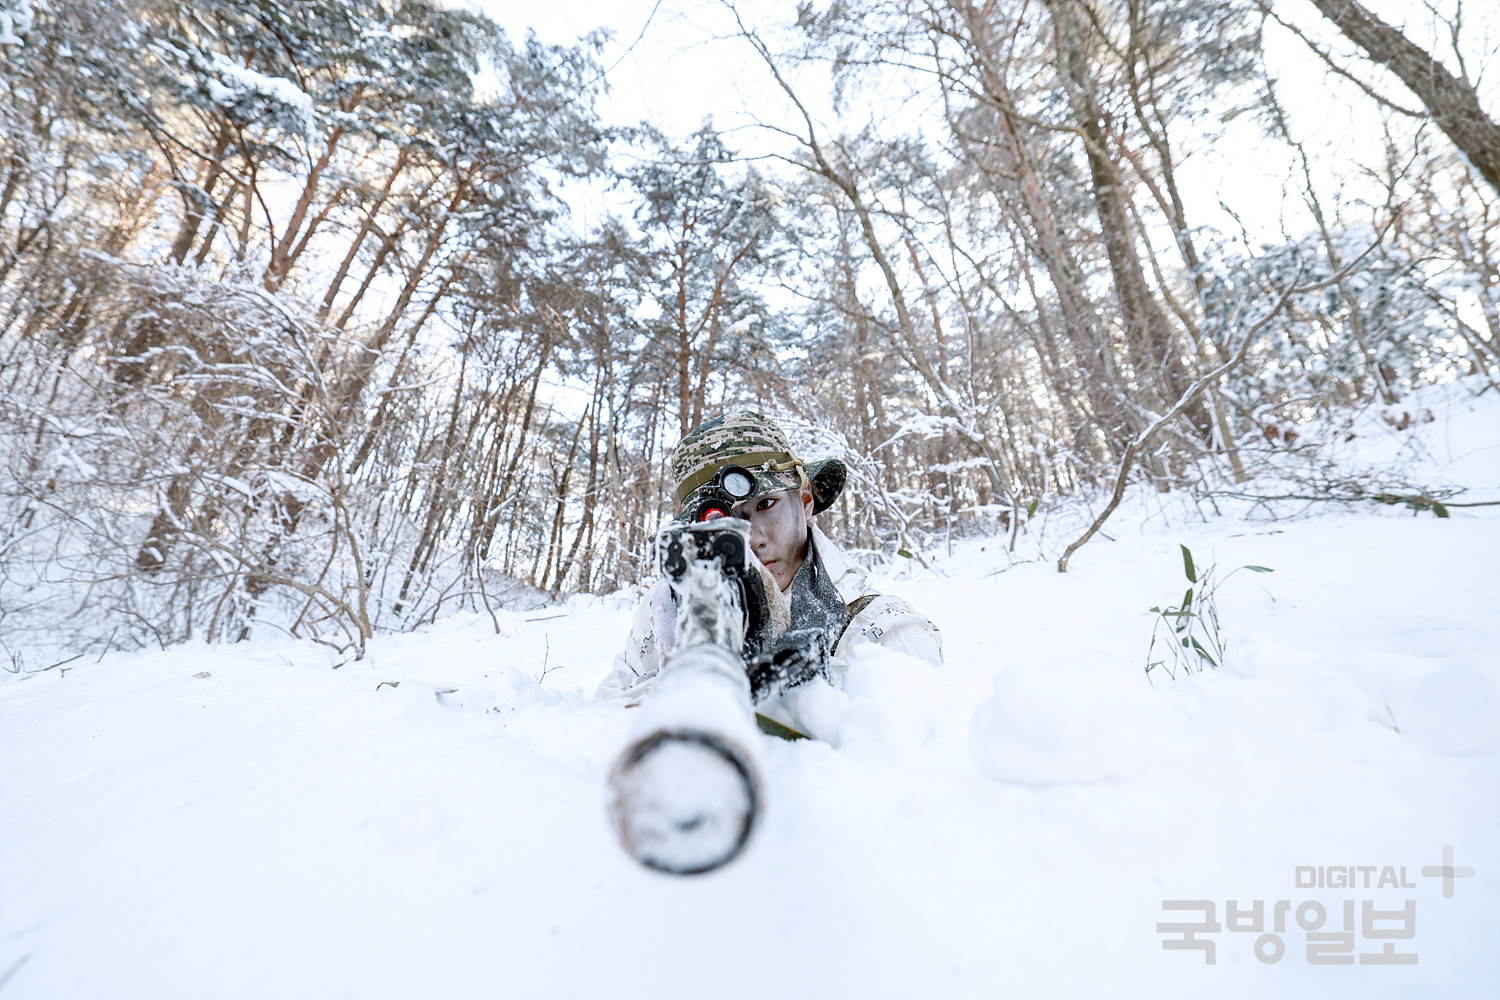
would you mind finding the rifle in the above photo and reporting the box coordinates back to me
[608,519,761,875]
[607,518,835,874]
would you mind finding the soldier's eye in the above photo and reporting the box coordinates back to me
[757,497,776,511]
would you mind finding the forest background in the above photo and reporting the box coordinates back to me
[1,0,1495,658]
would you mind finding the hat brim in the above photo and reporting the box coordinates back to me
[805,458,847,515]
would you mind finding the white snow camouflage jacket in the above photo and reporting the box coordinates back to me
[595,525,942,705]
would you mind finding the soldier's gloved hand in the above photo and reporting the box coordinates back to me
[746,629,830,705]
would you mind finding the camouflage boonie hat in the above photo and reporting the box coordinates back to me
[671,410,847,521]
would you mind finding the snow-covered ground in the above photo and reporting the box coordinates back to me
[3,384,1497,999]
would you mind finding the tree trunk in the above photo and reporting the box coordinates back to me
[480,345,552,559]
[320,149,411,320]
[554,387,604,595]
[1047,0,1210,444]
[1309,0,1500,192]
[953,1,1133,457]
[170,127,232,265]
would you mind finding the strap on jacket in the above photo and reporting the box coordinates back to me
[838,593,879,646]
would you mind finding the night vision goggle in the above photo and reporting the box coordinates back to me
[685,464,759,523]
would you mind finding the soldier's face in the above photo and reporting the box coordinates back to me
[732,487,814,591]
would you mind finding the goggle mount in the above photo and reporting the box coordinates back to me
[685,464,758,523]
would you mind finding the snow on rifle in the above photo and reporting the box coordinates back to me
[608,519,774,876]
